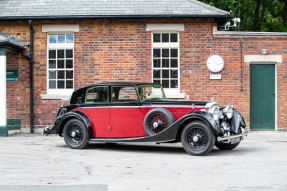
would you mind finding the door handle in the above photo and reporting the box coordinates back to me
[273,93,275,97]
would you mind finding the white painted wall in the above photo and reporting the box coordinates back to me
[0,55,6,126]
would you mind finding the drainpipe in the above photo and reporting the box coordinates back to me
[21,20,34,133]
[240,38,243,91]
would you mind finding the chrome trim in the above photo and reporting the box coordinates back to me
[217,129,248,143]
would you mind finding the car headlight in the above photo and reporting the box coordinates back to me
[209,105,219,121]
[223,105,233,119]
[205,102,220,122]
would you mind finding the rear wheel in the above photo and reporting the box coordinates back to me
[63,119,89,149]
[181,121,215,156]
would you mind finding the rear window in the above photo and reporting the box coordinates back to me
[86,86,108,103]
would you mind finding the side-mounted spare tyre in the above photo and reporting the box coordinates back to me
[143,108,174,136]
[63,118,89,149]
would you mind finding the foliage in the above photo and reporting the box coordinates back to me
[199,0,287,32]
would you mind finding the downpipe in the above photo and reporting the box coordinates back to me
[21,20,35,133]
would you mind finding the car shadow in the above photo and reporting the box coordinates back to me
[84,143,187,154]
[58,143,260,156]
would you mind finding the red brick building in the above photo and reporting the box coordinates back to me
[0,0,287,136]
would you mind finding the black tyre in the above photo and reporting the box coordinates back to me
[181,121,215,156]
[63,119,89,149]
[215,142,240,150]
[143,108,174,136]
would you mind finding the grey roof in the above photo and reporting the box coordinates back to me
[0,32,25,49]
[0,0,230,19]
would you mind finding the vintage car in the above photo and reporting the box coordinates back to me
[43,82,248,156]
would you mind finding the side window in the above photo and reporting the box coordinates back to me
[111,86,138,102]
[86,87,108,103]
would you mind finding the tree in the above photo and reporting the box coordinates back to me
[199,0,287,32]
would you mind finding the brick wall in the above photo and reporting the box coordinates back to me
[1,18,287,130]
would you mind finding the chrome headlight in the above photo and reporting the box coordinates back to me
[205,102,219,122]
[223,105,233,119]
[209,105,219,121]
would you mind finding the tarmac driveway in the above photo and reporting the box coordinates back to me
[0,132,287,191]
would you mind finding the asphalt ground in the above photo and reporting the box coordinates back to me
[0,132,287,191]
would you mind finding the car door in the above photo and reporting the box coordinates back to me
[109,85,146,138]
[80,86,110,138]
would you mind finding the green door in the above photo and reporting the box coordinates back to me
[250,64,275,130]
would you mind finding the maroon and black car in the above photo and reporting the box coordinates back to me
[43,82,248,156]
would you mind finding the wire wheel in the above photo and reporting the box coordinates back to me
[181,121,215,156]
[66,123,84,145]
[63,119,88,149]
[149,113,168,134]
[143,108,174,136]
[185,127,208,152]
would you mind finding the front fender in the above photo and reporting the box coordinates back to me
[54,110,93,137]
[231,109,246,134]
[178,111,221,136]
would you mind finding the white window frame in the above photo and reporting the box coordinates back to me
[151,31,184,98]
[46,33,74,95]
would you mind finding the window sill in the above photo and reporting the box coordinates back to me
[41,94,71,100]
[165,93,186,99]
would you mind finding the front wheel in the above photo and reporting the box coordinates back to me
[181,121,215,156]
[63,119,89,149]
[215,142,240,150]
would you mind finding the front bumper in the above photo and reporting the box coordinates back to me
[217,129,248,144]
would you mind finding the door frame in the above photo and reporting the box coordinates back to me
[249,62,277,131]
[245,55,281,131]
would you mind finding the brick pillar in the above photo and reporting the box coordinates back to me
[0,48,7,136]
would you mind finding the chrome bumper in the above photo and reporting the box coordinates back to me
[217,129,248,143]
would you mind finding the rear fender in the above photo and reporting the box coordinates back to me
[57,110,93,138]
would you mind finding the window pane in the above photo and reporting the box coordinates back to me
[162,59,169,68]
[66,59,73,68]
[170,33,178,42]
[153,80,160,84]
[153,33,160,42]
[66,34,74,43]
[49,80,56,89]
[66,49,73,58]
[49,35,57,43]
[49,60,56,68]
[171,80,178,88]
[162,70,169,78]
[57,60,64,68]
[49,50,56,59]
[171,59,178,68]
[162,80,169,88]
[171,49,178,57]
[66,70,73,79]
[49,71,56,79]
[58,80,65,89]
[153,49,161,57]
[153,59,160,68]
[57,70,65,79]
[170,69,178,78]
[66,80,73,89]
[57,49,64,58]
[153,70,160,78]
[58,34,65,43]
[162,33,169,42]
[112,86,138,102]
[162,49,169,57]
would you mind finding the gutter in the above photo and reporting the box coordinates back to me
[0,14,232,21]
[21,20,35,134]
